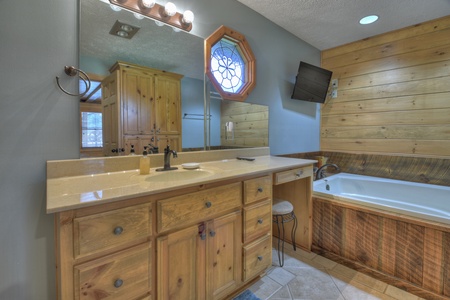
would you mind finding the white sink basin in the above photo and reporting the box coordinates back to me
[144,169,214,182]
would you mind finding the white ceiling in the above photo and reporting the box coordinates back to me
[81,0,450,83]
[237,0,450,50]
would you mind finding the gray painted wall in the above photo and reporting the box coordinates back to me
[0,0,320,298]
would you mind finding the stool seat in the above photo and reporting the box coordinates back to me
[272,198,294,215]
[272,198,298,267]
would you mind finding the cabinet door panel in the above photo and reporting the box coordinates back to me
[154,77,181,135]
[206,211,242,300]
[157,225,205,300]
[123,71,140,135]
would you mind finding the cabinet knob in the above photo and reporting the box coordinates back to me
[205,201,212,208]
[257,256,263,261]
[113,226,123,235]
[296,170,303,177]
[257,187,263,193]
[111,148,117,153]
[257,218,263,224]
[114,279,123,288]
[210,231,216,237]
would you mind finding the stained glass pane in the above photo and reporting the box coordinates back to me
[210,38,245,93]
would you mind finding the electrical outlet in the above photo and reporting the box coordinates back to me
[331,89,338,98]
[331,79,338,88]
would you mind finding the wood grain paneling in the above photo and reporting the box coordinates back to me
[312,197,450,299]
[321,16,450,157]
[220,101,269,148]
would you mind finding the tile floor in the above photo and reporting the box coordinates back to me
[247,243,425,300]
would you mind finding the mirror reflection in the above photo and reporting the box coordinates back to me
[79,0,268,157]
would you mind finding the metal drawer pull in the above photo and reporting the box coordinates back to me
[257,219,263,224]
[257,256,263,261]
[113,226,123,235]
[295,170,303,177]
[257,187,263,193]
[210,231,216,237]
[114,279,123,288]
[205,201,212,208]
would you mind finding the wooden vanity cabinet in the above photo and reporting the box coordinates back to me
[55,172,299,300]
[101,61,183,156]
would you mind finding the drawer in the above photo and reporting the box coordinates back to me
[243,199,272,243]
[273,166,313,185]
[73,203,152,258]
[157,182,242,233]
[74,243,151,300]
[243,233,272,282]
[243,175,272,204]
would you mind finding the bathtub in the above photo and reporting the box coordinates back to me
[313,173,450,225]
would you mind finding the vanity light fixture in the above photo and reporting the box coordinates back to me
[108,0,194,32]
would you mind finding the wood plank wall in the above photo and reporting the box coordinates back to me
[321,16,450,158]
[220,101,269,148]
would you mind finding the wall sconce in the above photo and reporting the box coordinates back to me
[108,0,194,32]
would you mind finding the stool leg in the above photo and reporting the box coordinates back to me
[275,216,284,267]
[291,213,298,251]
[280,216,286,267]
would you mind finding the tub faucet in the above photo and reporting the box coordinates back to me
[156,145,178,171]
[315,163,340,180]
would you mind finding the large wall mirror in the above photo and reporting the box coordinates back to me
[79,0,268,157]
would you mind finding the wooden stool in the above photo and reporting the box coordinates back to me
[272,198,297,267]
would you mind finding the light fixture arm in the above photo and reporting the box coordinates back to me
[56,66,91,97]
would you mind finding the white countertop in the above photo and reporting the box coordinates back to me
[46,155,314,213]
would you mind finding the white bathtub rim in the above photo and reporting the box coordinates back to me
[313,173,450,226]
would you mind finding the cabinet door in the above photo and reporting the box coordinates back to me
[124,135,154,155]
[154,76,181,135]
[157,224,205,300]
[101,71,120,156]
[154,135,181,153]
[206,211,242,300]
[122,69,155,135]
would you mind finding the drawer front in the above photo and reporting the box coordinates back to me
[243,233,272,282]
[274,166,313,185]
[243,199,272,243]
[157,182,242,233]
[74,204,151,258]
[74,243,151,300]
[243,175,272,204]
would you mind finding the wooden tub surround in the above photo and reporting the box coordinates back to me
[47,151,315,300]
[312,197,450,300]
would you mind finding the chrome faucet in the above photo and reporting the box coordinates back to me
[156,145,178,171]
[315,163,340,180]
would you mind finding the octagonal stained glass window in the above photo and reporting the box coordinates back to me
[205,26,256,102]
[210,38,246,94]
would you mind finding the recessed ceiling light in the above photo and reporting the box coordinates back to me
[359,15,379,25]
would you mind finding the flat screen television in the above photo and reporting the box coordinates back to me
[291,61,333,103]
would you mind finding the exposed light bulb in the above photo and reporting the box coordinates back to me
[164,2,177,17]
[110,4,121,11]
[141,0,155,9]
[182,10,194,24]
[172,27,181,32]
[116,31,129,38]
[155,20,164,26]
[134,12,145,20]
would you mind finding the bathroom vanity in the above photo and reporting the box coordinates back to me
[47,150,314,300]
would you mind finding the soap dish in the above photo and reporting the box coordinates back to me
[182,163,200,170]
